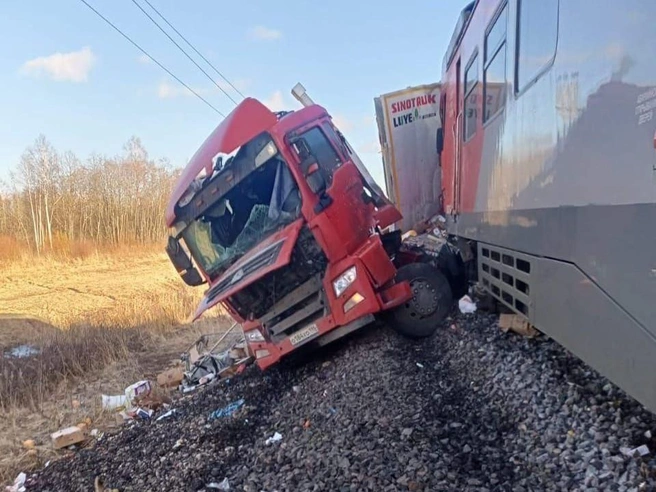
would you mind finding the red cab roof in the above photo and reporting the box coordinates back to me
[165,98,278,227]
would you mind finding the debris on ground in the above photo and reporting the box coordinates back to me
[155,409,176,422]
[22,440,35,450]
[182,323,253,389]
[27,314,656,491]
[265,432,283,445]
[156,367,185,388]
[208,399,245,420]
[124,380,152,406]
[101,394,127,411]
[51,427,86,450]
[499,313,538,338]
[621,445,651,457]
[206,478,230,490]
[458,295,477,314]
[5,472,26,492]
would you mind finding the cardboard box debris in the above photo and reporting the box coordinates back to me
[125,380,152,405]
[499,314,538,338]
[157,367,185,388]
[51,426,86,449]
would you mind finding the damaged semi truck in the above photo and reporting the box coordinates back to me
[165,84,465,371]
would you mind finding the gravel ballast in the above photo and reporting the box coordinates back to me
[27,314,656,491]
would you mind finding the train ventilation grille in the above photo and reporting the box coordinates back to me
[478,244,533,319]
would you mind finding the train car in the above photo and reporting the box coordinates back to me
[439,0,656,411]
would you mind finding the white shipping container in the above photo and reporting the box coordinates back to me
[375,84,443,232]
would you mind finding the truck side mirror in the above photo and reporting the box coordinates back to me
[166,236,205,287]
[436,127,444,155]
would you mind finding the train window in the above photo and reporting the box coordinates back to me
[516,0,559,93]
[463,52,479,141]
[483,4,507,122]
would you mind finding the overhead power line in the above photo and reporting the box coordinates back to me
[78,0,225,117]
[140,0,246,100]
[130,0,241,106]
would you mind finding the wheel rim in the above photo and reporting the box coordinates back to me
[404,276,439,319]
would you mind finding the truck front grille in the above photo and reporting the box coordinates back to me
[259,275,328,343]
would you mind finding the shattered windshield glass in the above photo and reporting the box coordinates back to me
[181,148,301,279]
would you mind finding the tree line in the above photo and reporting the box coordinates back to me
[0,135,180,254]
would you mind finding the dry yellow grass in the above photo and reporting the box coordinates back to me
[0,248,229,484]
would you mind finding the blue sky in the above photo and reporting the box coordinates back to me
[0,0,464,186]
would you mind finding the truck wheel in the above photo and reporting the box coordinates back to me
[388,263,453,339]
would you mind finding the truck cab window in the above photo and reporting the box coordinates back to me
[296,127,342,189]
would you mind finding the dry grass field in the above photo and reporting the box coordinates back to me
[0,249,227,484]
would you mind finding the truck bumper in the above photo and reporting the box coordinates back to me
[244,272,411,371]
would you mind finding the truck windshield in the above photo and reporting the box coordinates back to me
[181,154,301,279]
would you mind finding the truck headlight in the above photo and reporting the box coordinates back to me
[245,329,265,342]
[332,266,357,297]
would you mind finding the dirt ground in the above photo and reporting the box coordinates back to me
[0,251,227,485]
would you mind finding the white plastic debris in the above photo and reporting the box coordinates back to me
[265,432,283,445]
[207,478,230,490]
[6,472,26,492]
[621,445,650,457]
[101,394,128,410]
[645,430,652,439]
[156,409,176,421]
[458,295,477,314]
[416,363,425,369]
[636,445,650,456]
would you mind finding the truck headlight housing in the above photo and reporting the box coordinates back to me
[332,266,357,297]
[245,329,265,342]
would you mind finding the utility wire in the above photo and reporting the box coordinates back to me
[78,0,225,117]
[130,0,240,105]
[140,0,246,100]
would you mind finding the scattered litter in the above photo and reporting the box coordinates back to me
[172,438,184,450]
[5,344,40,359]
[416,363,425,369]
[101,394,128,411]
[458,295,477,314]
[182,323,254,389]
[182,385,197,393]
[157,367,185,388]
[134,388,171,411]
[206,478,230,490]
[303,419,311,429]
[499,314,538,338]
[51,426,86,449]
[90,429,101,438]
[646,430,652,439]
[156,409,176,422]
[621,445,650,457]
[124,380,152,406]
[265,432,283,445]
[209,399,245,420]
[5,471,26,492]
[22,439,35,450]
[136,408,154,419]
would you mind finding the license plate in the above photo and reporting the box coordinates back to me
[289,323,319,346]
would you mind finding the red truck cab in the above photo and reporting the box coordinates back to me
[165,96,447,369]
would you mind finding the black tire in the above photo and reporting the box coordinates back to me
[387,263,453,339]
